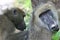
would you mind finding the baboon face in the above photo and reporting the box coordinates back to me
[34,2,59,32]
[39,9,59,32]
[4,8,26,31]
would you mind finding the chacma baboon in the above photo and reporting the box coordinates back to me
[4,8,26,31]
[28,2,59,40]
[0,7,28,40]
[0,2,59,40]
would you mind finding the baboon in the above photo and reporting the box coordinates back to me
[0,2,59,40]
[0,7,28,40]
[4,8,26,31]
[27,2,59,40]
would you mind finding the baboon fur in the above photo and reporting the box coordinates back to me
[27,2,59,40]
[0,7,27,40]
[0,2,59,40]
[4,8,26,31]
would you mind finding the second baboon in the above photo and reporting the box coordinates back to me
[0,7,28,40]
[27,2,59,40]
[4,8,26,31]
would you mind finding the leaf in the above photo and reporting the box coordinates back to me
[52,30,60,40]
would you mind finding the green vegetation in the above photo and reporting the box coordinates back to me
[52,30,60,40]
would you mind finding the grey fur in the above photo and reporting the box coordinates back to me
[0,8,27,40]
[28,2,59,40]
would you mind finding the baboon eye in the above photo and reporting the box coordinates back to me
[13,9,17,15]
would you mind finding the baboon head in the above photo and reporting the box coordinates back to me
[4,8,26,31]
[33,2,59,33]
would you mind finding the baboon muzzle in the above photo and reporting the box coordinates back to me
[39,9,59,32]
